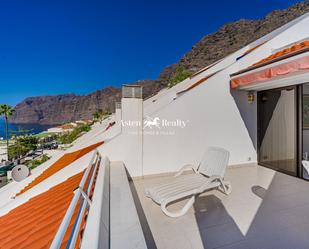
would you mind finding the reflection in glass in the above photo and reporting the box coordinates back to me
[258,88,296,175]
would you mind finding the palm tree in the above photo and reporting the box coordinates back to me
[0,104,15,157]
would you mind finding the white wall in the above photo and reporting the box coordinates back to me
[115,107,122,134]
[142,71,257,175]
[140,13,309,175]
[120,98,143,176]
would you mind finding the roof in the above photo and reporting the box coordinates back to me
[236,42,266,61]
[176,73,216,95]
[57,124,75,130]
[0,171,83,249]
[252,40,309,67]
[231,40,309,77]
[16,141,104,196]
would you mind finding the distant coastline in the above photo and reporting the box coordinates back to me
[0,119,53,139]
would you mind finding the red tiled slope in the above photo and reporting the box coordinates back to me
[251,40,309,67]
[17,141,103,196]
[177,72,217,95]
[0,172,84,249]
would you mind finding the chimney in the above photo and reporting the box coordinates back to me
[120,85,143,177]
[115,102,122,133]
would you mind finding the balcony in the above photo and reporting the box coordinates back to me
[131,164,309,249]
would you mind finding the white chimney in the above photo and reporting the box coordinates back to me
[115,102,122,133]
[120,85,143,177]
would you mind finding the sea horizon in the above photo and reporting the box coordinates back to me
[0,119,53,139]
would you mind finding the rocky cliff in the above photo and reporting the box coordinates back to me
[179,1,309,72]
[11,87,121,125]
[10,1,309,125]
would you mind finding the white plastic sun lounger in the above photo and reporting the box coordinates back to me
[145,147,231,217]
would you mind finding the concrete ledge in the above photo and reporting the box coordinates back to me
[110,161,147,249]
[81,156,110,249]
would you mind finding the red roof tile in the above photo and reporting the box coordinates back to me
[0,172,83,249]
[16,141,104,196]
[177,72,217,95]
[251,40,309,67]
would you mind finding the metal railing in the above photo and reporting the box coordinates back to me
[50,150,102,249]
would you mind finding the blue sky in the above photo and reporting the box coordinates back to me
[0,0,303,105]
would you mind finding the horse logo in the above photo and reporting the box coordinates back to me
[143,116,161,129]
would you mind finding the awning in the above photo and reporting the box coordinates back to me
[231,55,309,89]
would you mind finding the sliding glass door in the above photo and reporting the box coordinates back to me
[302,83,309,179]
[258,87,297,176]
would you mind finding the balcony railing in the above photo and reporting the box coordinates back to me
[50,150,109,249]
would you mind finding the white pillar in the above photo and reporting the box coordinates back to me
[115,102,122,134]
[120,85,143,177]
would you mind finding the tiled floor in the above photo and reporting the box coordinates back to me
[132,164,309,249]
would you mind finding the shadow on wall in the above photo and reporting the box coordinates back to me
[194,172,309,248]
[230,88,257,150]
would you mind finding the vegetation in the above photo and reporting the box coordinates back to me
[0,104,15,155]
[8,135,39,160]
[168,65,192,88]
[25,154,50,170]
[92,111,100,121]
[57,124,91,144]
[34,132,55,139]
[93,108,112,123]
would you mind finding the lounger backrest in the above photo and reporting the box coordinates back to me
[198,147,230,178]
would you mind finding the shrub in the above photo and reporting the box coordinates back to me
[8,135,38,160]
[26,154,50,170]
[168,65,192,88]
[57,124,91,144]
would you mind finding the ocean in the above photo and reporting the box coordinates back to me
[0,119,52,139]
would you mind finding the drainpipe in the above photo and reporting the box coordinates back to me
[121,85,143,177]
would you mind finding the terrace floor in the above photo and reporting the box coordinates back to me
[132,164,309,249]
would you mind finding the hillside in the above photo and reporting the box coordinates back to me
[10,0,309,125]
[11,87,121,125]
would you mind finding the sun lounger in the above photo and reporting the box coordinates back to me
[145,147,231,217]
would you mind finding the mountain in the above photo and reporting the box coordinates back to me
[10,1,309,125]
[11,87,121,125]
[179,1,309,71]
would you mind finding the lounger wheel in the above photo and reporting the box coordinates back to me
[161,195,195,218]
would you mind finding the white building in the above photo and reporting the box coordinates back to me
[1,11,309,249]
[100,12,309,179]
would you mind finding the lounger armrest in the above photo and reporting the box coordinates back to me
[175,164,197,177]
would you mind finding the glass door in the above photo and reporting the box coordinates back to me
[302,83,309,179]
[258,86,297,176]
